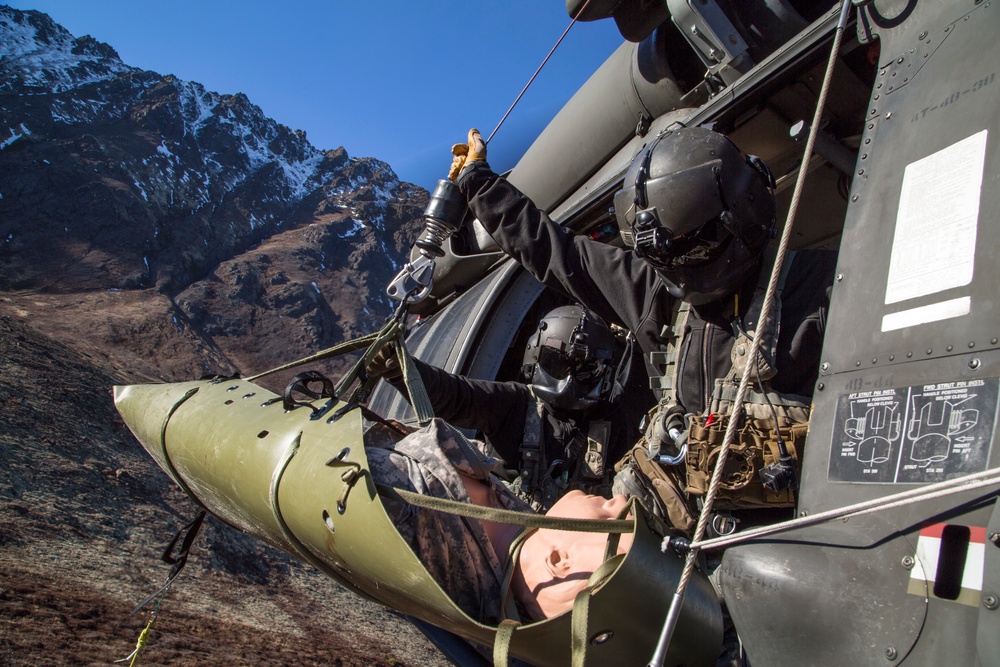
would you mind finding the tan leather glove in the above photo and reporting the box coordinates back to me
[448,128,487,182]
[366,344,401,381]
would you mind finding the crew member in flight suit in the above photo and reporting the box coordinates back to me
[370,304,639,509]
[449,127,835,471]
[446,125,837,667]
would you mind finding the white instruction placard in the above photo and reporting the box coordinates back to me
[884,130,987,305]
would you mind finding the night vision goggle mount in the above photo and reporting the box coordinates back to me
[631,209,674,264]
[566,311,595,364]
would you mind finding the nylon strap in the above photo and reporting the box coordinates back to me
[377,485,633,534]
[395,337,434,425]
[128,509,207,618]
[333,319,405,399]
[245,330,382,382]
[493,619,520,667]
[245,301,436,425]
[518,398,546,506]
[570,554,625,667]
[500,529,534,623]
[648,299,690,396]
[571,587,591,667]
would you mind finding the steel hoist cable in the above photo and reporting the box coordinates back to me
[648,2,856,664]
[487,0,595,144]
[690,467,1000,552]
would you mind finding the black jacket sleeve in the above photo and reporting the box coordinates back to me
[388,357,532,464]
[457,162,662,338]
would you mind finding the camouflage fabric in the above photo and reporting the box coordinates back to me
[366,418,532,624]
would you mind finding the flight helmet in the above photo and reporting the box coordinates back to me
[613,127,777,305]
[522,305,616,411]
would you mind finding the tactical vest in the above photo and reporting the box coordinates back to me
[620,248,811,528]
[515,396,613,511]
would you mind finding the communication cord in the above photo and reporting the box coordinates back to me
[648,1,855,664]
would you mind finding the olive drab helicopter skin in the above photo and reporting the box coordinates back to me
[115,0,1000,665]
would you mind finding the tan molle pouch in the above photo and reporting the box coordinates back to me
[685,396,810,510]
[613,443,696,533]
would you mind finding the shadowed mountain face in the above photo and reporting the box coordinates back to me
[0,5,427,386]
[0,7,448,665]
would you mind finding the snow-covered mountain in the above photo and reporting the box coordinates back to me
[0,6,427,385]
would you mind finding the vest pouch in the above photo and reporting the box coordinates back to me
[685,380,810,509]
[613,443,697,532]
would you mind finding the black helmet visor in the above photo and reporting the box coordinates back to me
[537,346,609,383]
[627,160,726,236]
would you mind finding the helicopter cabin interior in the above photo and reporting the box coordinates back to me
[370,0,873,429]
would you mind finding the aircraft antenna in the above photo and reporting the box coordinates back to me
[487,0,595,144]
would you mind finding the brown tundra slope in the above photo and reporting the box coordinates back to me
[0,312,449,667]
[1,8,452,663]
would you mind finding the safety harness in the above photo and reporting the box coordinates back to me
[618,246,809,530]
[515,395,613,511]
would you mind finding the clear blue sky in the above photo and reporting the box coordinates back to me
[5,1,626,191]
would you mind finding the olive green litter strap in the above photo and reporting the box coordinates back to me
[493,619,521,667]
[382,486,633,533]
[571,554,625,667]
[245,329,383,382]
[243,305,435,424]
[493,541,625,667]
[159,388,206,509]
[499,528,535,622]
[394,337,434,425]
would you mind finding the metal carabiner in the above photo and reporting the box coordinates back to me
[385,254,435,304]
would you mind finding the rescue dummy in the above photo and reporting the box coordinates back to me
[358,416,725,665]
[114,374,723,666]
[368,304,640,510]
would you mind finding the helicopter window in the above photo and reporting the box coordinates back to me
[933,524,972,601]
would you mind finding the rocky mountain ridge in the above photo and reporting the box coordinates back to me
[0,6,447,665]
[0,4,427,385]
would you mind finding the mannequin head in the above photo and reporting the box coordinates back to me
[513,491,634,619]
